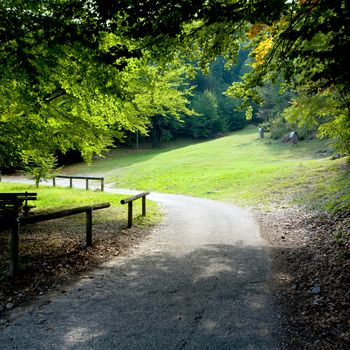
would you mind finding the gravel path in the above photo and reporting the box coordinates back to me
[0,177,280,349]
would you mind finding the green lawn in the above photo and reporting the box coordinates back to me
[65,126,349,212]
[0,183,160,225]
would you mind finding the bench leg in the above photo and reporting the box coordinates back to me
[9,218,20,277]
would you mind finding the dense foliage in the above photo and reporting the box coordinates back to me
[227,0,350,151]
[1,0,349,172]
[186,55,249,138]
[0,0,194,170]
[145,54,249,146]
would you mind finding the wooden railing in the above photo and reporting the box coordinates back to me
[2,202,110,277]
[53,175,104,191]
[120,192,150,228]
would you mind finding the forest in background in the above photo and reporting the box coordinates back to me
[129,51,250,148]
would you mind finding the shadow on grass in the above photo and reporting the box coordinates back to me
[63,136,212,176]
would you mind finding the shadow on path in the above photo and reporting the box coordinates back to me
[0,243,279,350]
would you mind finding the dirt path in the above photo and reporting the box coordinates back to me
[0,177,280,349]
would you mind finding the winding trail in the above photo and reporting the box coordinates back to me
[0,177,280,349]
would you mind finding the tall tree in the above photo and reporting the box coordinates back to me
[0,1,194,169]
[188,90,221,138]
[224,1,350,149]
[188,55,248,137]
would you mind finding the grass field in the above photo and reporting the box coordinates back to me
[65,126,349,212]
[0,183,160,226]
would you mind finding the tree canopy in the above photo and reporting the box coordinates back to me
[1,0,349,171]
[0,0,197,170]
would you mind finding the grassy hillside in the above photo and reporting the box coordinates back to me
[65,126,349,212]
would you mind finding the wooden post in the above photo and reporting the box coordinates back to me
[53,177,56,186]
[9,218,20,277]
[101,178,104,192]
[128,202,133,228]
[69,177,73,188]
[142,196,146,216]
[86,178,89,190]
[120,192,150,228]
[86,208,93,247]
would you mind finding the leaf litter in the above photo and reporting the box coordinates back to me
[255,207,350,349]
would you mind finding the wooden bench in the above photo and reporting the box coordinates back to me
[0,192,37,218]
